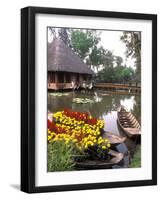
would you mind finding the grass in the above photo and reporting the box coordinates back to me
[129,144,141,168]
[47,140,76,172]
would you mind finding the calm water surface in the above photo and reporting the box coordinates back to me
[48,90,141,163]
[48,90,141,134]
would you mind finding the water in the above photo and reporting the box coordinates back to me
[48,90,141,128]
[48,90,141,166]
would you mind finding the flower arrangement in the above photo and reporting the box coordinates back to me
[48,108,111,160]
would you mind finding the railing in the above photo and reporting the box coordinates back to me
[48,83,72,90]
[94,83,141,91]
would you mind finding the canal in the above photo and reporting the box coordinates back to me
[48,89,141,168]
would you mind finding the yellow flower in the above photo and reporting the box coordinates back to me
[107,143,111,148]
[48,135,52,141]
[72,139,78,143]
[102,145,106,150]
[87,141,94,146]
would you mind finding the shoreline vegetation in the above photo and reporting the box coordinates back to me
[130,145,141,168]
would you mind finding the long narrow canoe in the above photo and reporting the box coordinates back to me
[76,150,124,169]
[117,106,141,138]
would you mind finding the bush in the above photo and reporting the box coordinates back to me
[129,145,141,168]
[97,65,135,83]
[47,140,76,172]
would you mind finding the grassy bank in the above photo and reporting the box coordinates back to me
[130,145,141,168]
[48,141,76,172]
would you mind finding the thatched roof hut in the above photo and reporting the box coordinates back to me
[48,37,93,90]
[48,37,93,74]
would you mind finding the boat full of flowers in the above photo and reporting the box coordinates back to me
[48,108,111,154]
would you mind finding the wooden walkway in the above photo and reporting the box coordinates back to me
[94,83,141,92]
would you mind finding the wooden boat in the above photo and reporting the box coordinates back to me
[117,106,141,138]
[102,131,126,146]
[76,150,124,169]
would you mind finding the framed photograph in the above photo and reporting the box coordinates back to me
[21,6,157,193]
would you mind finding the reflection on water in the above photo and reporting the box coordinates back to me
[48,90,141,133]
[103,111,119,135]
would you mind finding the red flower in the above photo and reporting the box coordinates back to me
[62,108,98,125]
[85,112,89,119]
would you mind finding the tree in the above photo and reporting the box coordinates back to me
[115,56,123,67]
[48,27,56,39]
[58,28,71,47]
[71,30,103,71]
[71,30,95,59]
[120,32,141,82]
[98,66,115,82]
[88,46,103,72]
[102,50,115,67]
[98,64,135,83]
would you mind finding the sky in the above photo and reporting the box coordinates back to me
[100,31,135,68]
[48,28,135,68]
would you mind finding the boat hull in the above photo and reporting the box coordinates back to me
[117,106,141,139]
[76,150,124,169]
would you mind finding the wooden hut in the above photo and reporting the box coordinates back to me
[48,37,94,90]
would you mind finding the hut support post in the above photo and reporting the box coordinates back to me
[55,72,58,83]
[64,73,66,83]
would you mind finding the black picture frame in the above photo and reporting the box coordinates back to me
[21,6,157,193]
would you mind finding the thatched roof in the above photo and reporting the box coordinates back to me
[48,38,93,75]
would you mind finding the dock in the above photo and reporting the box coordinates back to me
[94,83,141,93]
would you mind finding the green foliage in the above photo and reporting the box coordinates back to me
[129,145,141,168]
[72,98,95,104]
[115,56,123,66]
[99,66,115,82]
[89,46,103,66]
[97,46,135,83]
[47,140,76,172]
[102,50,114,67]
[71,30,103,71]
[98,65,135,83]
[71,30,96,59]
[120,32,141,82]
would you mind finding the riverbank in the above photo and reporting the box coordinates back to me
[130,145,141,168]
